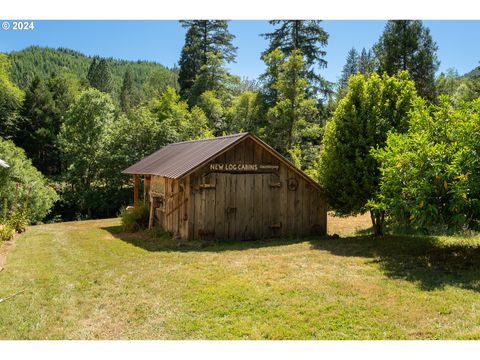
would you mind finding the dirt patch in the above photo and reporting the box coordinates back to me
[0,233,18,272]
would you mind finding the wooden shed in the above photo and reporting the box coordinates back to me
[122,132,327,240]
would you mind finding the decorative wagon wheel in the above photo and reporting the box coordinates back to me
[287,177,299,191]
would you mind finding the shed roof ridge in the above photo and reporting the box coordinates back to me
[165,132,249,146]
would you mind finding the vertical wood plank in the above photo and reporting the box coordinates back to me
[244,139,255,240]
[278,164,288,237]
[234,141,245,240]
[214,154,226,239]
[253,144,264,238]
[133,175,139,208]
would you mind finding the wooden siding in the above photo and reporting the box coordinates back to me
[149,136,326,240]
[187,137,326,241]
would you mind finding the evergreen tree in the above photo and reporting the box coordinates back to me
[262,20,329,98]
[373,20,440,101]
[338,48,359,93]
[120,67,135,112]
[358,48,376,76]
[178,20,237,98]
[14,76,59,175]
[265,49,320,167]
[87,57,113,94]
[187,52,238,107]
[87,56,98,87]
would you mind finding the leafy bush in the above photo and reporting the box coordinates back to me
[119,205,149,232]
[0,138,58,223]
[0,223,14,241]
[371,97,480,232]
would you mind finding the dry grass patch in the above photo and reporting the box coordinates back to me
[328,212,372,236]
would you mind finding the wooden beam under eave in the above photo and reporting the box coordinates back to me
[134,175,139,208]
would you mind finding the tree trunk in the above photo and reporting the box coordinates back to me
[370,209,385,236]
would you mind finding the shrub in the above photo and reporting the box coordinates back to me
[145,225,172,239]
[0,223,14,241]
[119,205,149,232]
[0,138,58,223]
[371,97,480,232]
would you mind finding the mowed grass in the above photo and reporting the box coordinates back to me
[1,216,480,339]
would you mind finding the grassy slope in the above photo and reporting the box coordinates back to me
[1,217,480,339]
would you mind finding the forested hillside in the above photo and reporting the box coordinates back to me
[465,65,480,80]
[5,46,177,99]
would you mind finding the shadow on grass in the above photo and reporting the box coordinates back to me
[309,235,480,292]
[102,225,480,292]
[101,225,309,252]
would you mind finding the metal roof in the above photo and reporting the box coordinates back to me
[122,133,249,179]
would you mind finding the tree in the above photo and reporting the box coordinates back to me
[372,97,480,232]
[262,20,329,98]
[317,72,420,235]
[120,67,137,112]
[13,72,81,176]
[58,88,115,217]
[265,49,320,167]
[14,76,58,176]
[187,52,237,107]
[97,106,178,215]
[178,20,237,98]
[338,48,359,94]
[0,54,24,139]
[87,57,113,94]
[151,87,213,141]
[226,90,262,133]
[144,67,175,100]
[436,68,479,106]
[373,20,439,101]
[358,48,376,76]
[0,138,58,223]
[197,90,226,134]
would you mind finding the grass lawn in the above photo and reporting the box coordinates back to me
[1,215,480,339]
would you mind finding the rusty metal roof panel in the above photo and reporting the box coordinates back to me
[122,132,249,179]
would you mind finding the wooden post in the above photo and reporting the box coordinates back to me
[134,175,139,208]
[144,175,151,206]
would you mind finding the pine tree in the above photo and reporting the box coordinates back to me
[261,20,329,98]
[373,20,440,101]
[87,57,113,94]
[338,48,359,92]
[178,20,237,98]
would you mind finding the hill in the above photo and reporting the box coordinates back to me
[464,65,480,80]
[3,46,176,99]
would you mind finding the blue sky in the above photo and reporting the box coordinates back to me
[0,20,479,83]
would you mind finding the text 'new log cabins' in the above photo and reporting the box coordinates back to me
[122,132,327,240]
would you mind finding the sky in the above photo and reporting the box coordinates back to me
[1,20,479,83]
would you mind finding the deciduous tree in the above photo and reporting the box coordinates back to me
[317,72,420,235]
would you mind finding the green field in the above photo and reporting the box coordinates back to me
[1,217,480,339]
